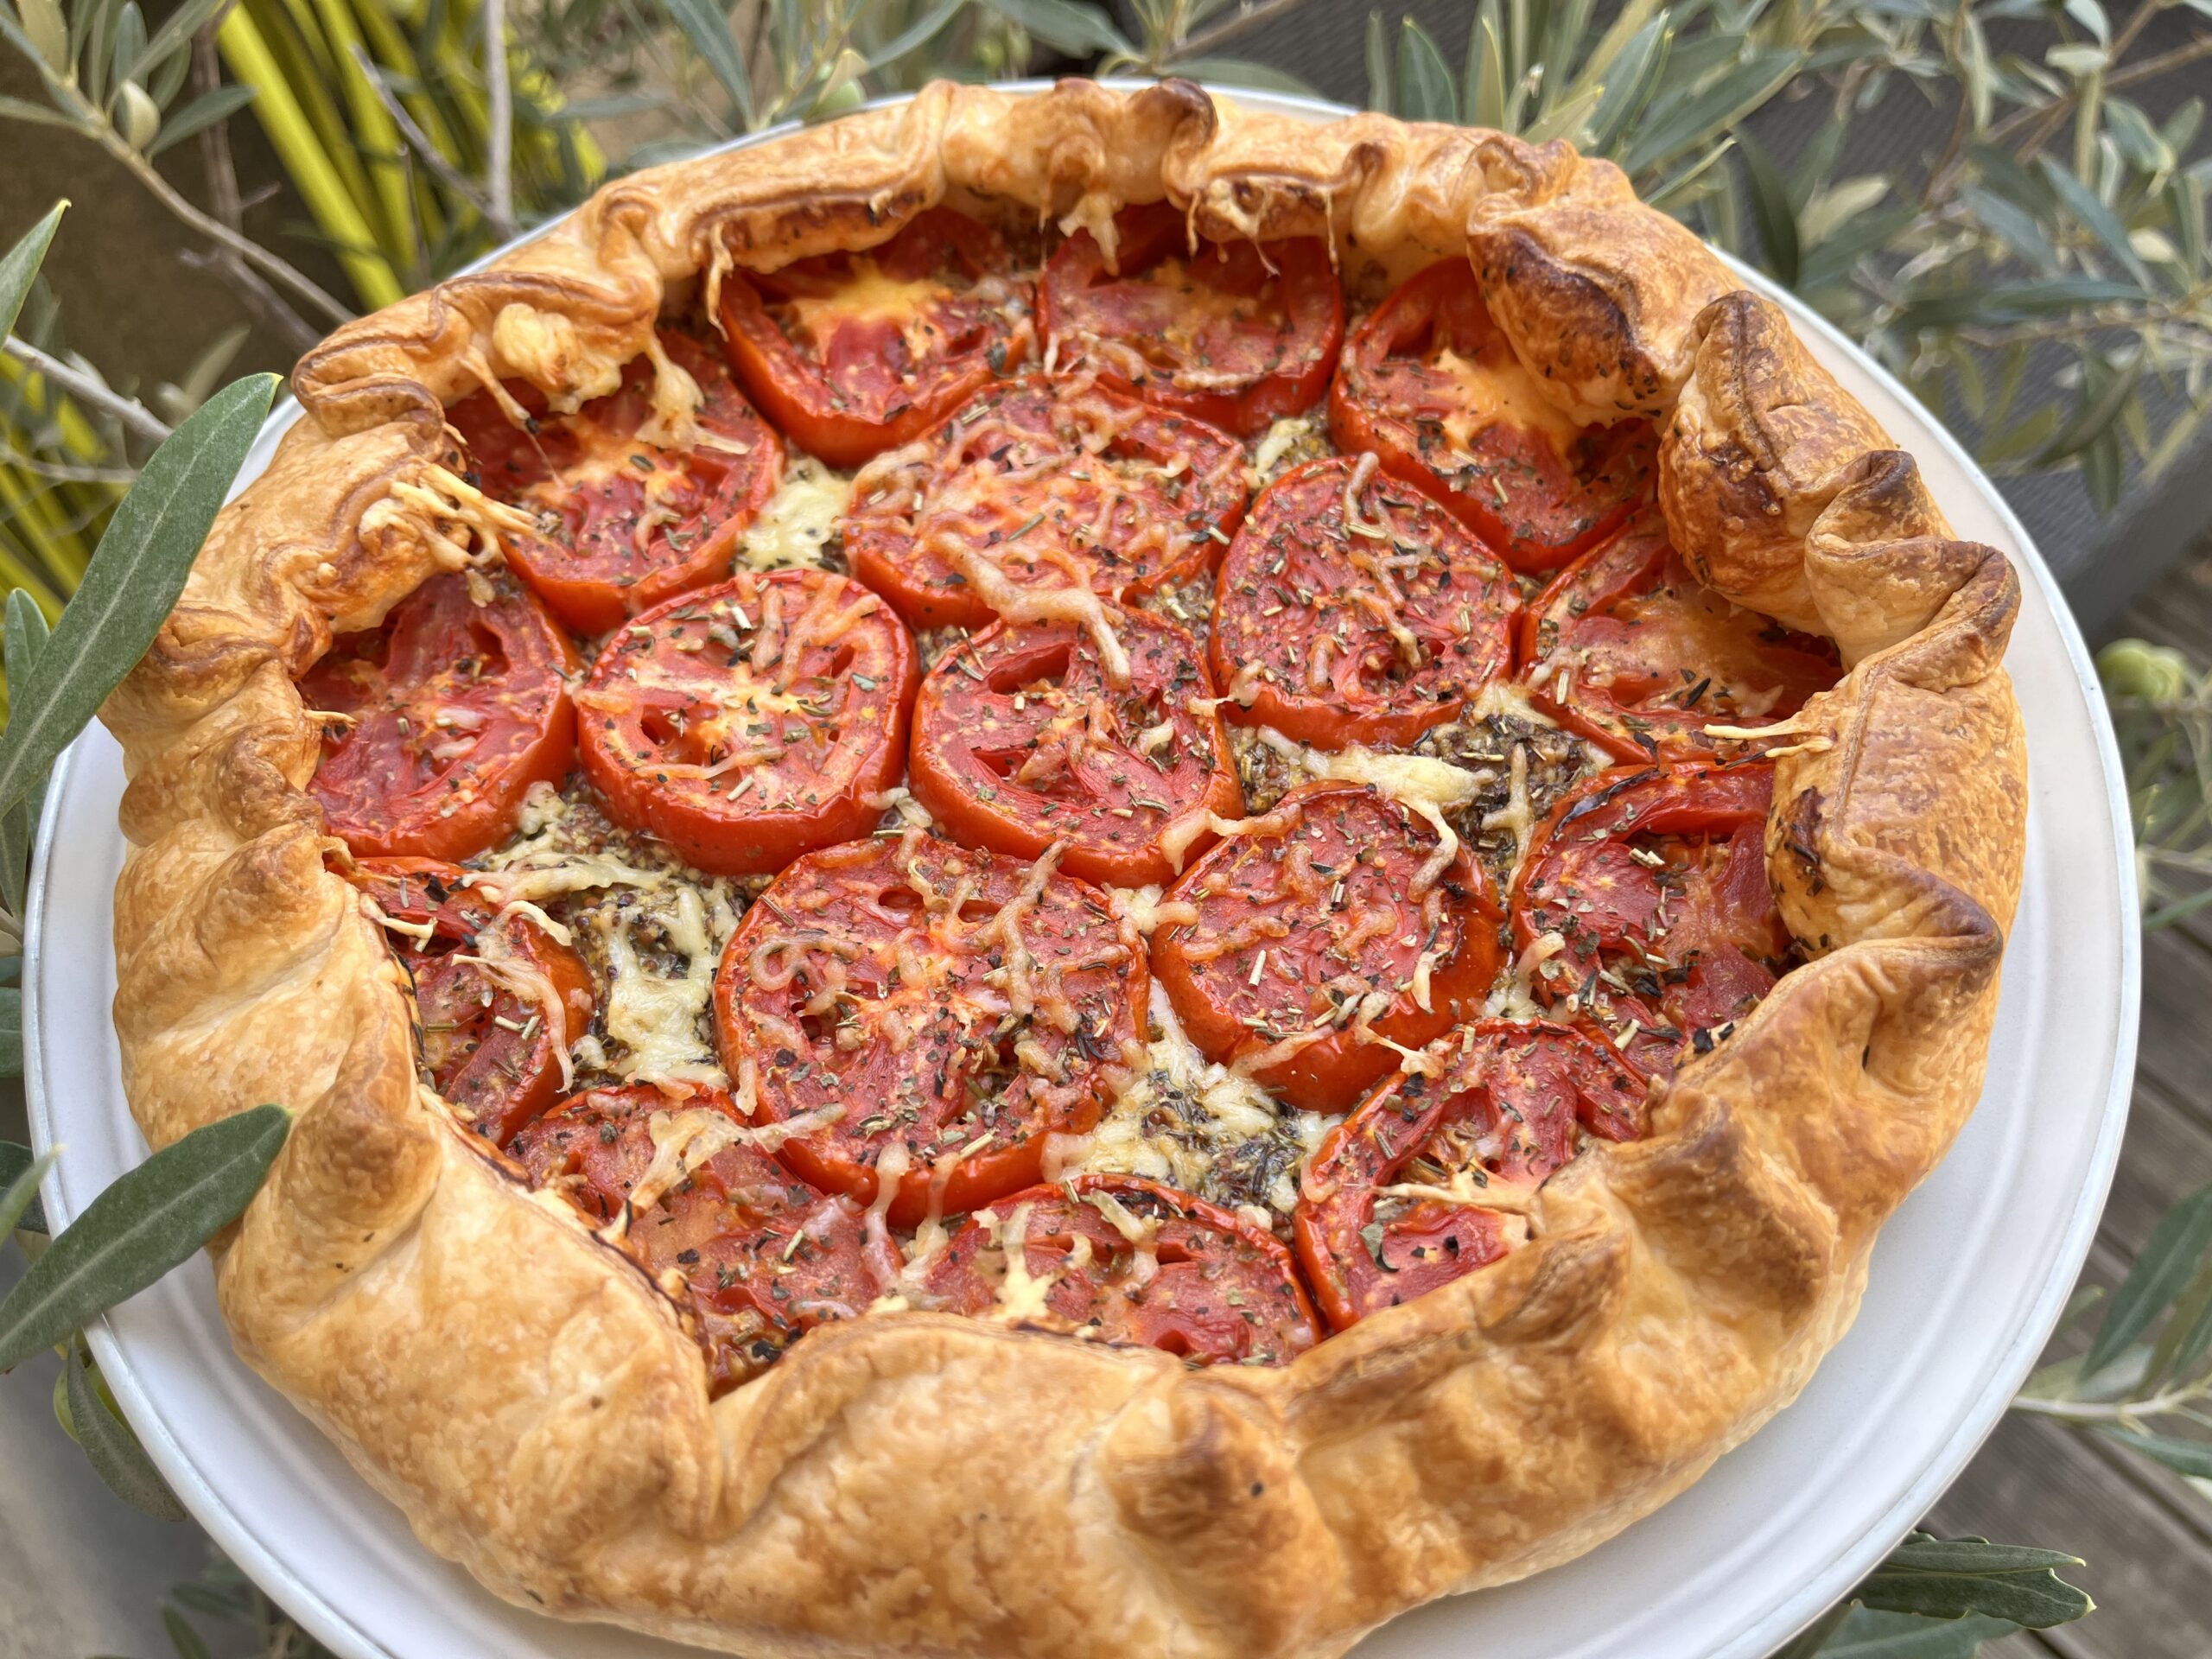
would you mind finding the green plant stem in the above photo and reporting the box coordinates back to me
[0,340,172,445]
[347,42,510,238]
[2014,1386,2204,1423]
[0,446,137,486]
[1927,30,2212,205]
[31,72,356,329]
[1157,0,1304,66]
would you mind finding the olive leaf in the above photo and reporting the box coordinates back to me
[0,199,65,342]
[975,0,1133,60]
[62,1338,186,1520]
[2081,1182,2212,1378]
[2,587,54,918]
[652,0,754,130]
[1853,1534,2094,1628]
[0,1103,290,1372]
[1737,127,1801,289]
[0,371,277,824]
[0,1140,52,1236]
[2102,1427,2212,1478]
[1395,16,1458,124]
[161,1606,215,1659]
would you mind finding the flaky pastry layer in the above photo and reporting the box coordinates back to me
[102,79,2026,1658]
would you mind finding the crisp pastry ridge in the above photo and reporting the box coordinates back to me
[99,77,2026,1658]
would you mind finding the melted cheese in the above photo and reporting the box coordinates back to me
[777,264,957,350]
[1309,747,1484,816]
[1432,346,1586,454]
[738,454,855,570]
[1248,413,1324,488]
[1071,984,1327,1215]
[478,787,741,1090]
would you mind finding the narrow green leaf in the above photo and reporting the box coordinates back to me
[1856,1535,2092,1629]
[2141,1243,2212,1384]
[2079,422,2132,512]
[143,83,256,156]
[1395,17,1457,123]
[1534,0,1593,116]
[2103,1427,2212,1478]
[1564,0,1659,94]
[0,1141,52,1236]
[654,0,754,128]
[2036,154,2152,286]
[2,588,54,917]
[0,93,92,131]
[0,372,276,824]
[1980,404,2063,466]
[0,200,65,344]
[1819,1608,2024,1656]
[2167,175,2205,276]
[0,985,20,1079]
[1961,10,1993,133]
[2062,0,2109,44]
[1955,182,2060,273]
[66,1341,186,1520]
[1621,48,1803,177]
[1586,14,1670,156]
[1524,80,1603,146]
[1365,10,1392,114]
[0,1103,290,1372]
[974,0,1132,57]
[2082,1182,2212,1376]
[160,1606,213,1659]
[106,1,144,102]
[122,0,225,88]
[1471,16,1508,130]
[1166,57,1322,98]
[858,0,962,72]
[1891,276,2139,333]
[1736,128,1799,288]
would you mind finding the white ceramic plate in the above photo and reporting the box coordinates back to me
[28,86,2139,1659]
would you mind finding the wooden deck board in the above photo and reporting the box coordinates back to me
[1900,551,2212,1656]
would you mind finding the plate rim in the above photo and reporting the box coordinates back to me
[27,79,2141,1659]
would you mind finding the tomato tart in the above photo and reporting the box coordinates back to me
[104,80,2026,1659]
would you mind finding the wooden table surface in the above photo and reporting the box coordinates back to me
[3,556,2207,1658]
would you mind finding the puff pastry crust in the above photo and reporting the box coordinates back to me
[102,79,2026,1657]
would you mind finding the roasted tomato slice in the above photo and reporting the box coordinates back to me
[509,1084,880,1390]
[922,1174,1319,1364]
[448,329,784,637]
[1330,260,1655,575]
[713,836,1147,1227]
[576,568,918,876]
[1521,510,1841,761]
[1153,781,1505,1114]
[1294,1020,1643,1332]
[302,572,578,861]
[841,375,1248,632]
[1510,761,1792,1077]
[1039,200,1344,437]
[340,856,594,1145]
[716,207,1034,468]
[1211,456,1520,750]
[908,608,1243,888]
